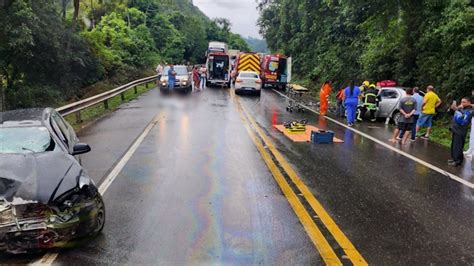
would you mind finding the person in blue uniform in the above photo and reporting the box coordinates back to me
[343,81,361,126]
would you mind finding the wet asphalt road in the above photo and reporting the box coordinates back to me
[54,88,317,265]
[2,86,474,264]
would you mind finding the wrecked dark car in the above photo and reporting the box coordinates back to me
[0,108,105,254]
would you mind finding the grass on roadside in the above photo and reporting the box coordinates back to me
[64,82,155,130]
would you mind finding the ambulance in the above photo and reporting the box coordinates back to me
[261,54,291,89]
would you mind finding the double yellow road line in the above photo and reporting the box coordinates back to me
[232,92,367,265]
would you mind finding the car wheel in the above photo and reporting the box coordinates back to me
[92,195,106,234]
[392,111,402,126]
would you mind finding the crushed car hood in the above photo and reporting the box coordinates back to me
[0,152,81,204]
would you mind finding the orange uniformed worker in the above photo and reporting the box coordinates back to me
[319,80,332,115]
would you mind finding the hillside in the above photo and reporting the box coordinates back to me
[0,0,249,110]
[244,37,269,53]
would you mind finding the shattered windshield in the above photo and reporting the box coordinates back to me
[0,127,53,154]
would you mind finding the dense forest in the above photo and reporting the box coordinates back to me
[258,0,473,99]
[0,0,250,110]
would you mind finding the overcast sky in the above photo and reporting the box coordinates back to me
[193,0,261,39]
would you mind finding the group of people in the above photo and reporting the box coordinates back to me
[326,80,379,127]
[319,79,474,167]
[191,65,207,91]
[321,80,382,126]
[389,85,474,167]
[155,63,208,92]
[388,85,441,144]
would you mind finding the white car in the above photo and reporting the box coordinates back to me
[234,71,262,96]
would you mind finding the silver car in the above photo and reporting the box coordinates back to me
[159,65,192,93]
[376,87,424,125]
[234,71,262,96]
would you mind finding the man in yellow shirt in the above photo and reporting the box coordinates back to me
[416,85,442,139]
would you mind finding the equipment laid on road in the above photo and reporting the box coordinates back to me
[286,84,308,112]
[284,119,308,133]
[273,124,344,143]
[311,130,335,144]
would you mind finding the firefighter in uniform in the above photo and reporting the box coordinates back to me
[360,80,370,94]
[357,84,379,122]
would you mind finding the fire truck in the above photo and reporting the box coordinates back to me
[261,54,291,89]
[231,52,262,84]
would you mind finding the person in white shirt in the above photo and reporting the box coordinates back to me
[199,65,207,90]
[156,63,164,81]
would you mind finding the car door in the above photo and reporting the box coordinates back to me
[51,112,76,153]
[378,89,400,117]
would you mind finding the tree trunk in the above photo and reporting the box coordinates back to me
[73,0,80,22]
[61,0,68,19]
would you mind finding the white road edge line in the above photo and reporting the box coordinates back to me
[272,89,474,189]
[30,114,161,266]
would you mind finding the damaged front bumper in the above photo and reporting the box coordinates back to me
[0,202,95,254]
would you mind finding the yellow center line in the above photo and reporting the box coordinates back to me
[232,94,342,265]
[235,93,368,266]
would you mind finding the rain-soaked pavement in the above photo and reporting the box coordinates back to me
[2,86,474,264]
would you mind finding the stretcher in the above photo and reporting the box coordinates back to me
[273,124,344,143]
[286,84,308,112]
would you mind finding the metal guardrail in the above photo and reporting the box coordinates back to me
[56,75,157,123]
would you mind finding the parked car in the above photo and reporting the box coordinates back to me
[234,71,262,96]
[376,87,425,124]
[158,65,192,93]
[0,108,105,254]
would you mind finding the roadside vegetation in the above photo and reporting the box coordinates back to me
[63,81,155,130]
[0,0,250,111]
[258,0,473,147]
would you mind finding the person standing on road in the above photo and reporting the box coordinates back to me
[335,87,345,117]
[156,63,164,84]
[357,84,379,122]
[319,80,332,116]
[168,64,177,92]
[192,66,200,92]
[343,81,361,126]
[389,88,417,144]
[416,85,442,139]
[464,90,474,157]
[399,87,423,141]
[448,97,472,166]
[199,65,207,90]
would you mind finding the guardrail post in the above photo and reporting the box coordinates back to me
[75,111,82,124]
[104,99,109,110]
[120,93,125,102]
[134,86,138,94]
[146,82,149,89]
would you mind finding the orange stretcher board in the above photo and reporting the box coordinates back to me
[273,125,344,143]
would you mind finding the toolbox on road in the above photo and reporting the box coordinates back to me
[311,130,335,144]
